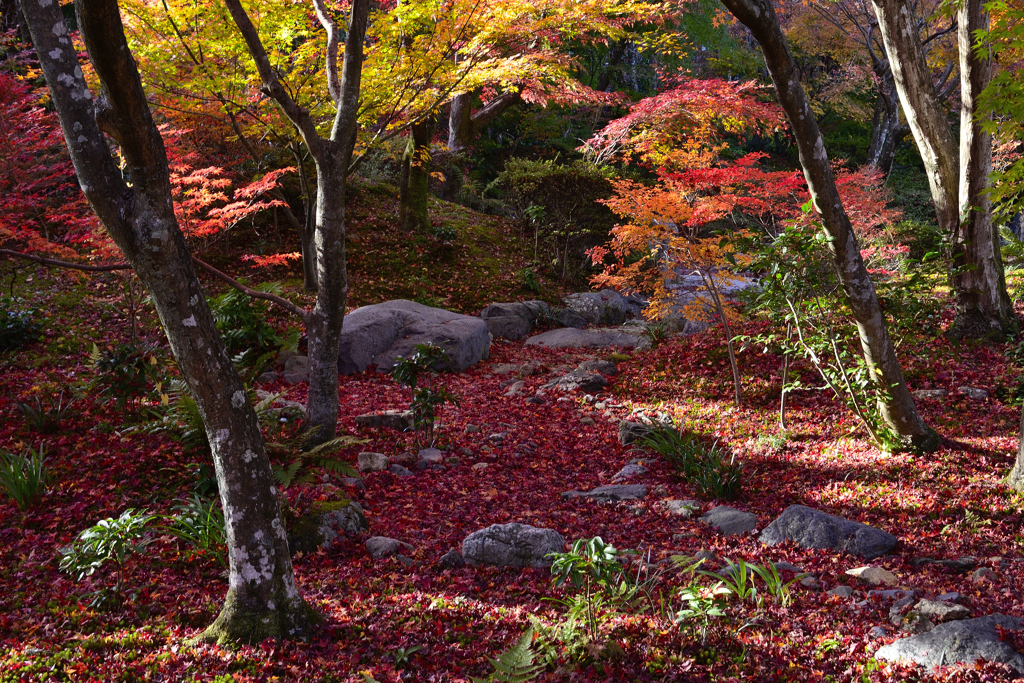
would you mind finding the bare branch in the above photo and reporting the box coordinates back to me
[311,0,341,103]
[192,257,309,320]
[0,249,132,272]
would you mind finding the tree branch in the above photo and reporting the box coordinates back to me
[0,249,132,271]
[311,0,342,103]
[191,257,309,320]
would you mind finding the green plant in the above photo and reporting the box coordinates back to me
[269,434,362,489]
[432,223,458,242]
[162,494,227,567]
[209,282,291,355]
[0,443,48,510]
[548,537,638,640]
[518,267,542,294]
[636,423,742,499]
[0,298,42,352]
[669,583,729,644]
[17,387,75,433]
[392,342,461,446]
[749,562,803,608]
[89,342,163,414]
[387,644,425,668]
[58,508,154,605]
[470,626,542,683]
[700,559,760,604]
[691,449,743,501]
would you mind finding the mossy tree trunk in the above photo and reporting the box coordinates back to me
[400,116,437,232]
[17,0,315,643]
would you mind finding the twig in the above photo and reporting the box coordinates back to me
[191,258,309,321]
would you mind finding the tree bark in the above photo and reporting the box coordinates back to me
[446,90,521,154]
[224,0,369,445]
[720,0,938,451]
[871,0,1013,338]
[16,0,314,643]
[400,115,436,232]
[865,81,908,173]
[1011,406,1024,491]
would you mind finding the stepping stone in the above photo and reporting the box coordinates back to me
[759,504,897,559]
[355,410,414,431]
[846,565,898,586]
[365,536,413,560]
[525,327,643,349]
[957,386,989,400]
[561,484,647,503]
[828,585,855,598]
[462,523,565,569]
[912,389,948,400]
[575,360,618,376]
[357,452,390,473]
[699,506,757,536]
[875,615,1024,674]
[915,599,971,623]
[910,556,977,573]
[542,372,608,393]
[611,464,647,482]
[662,499,701,518]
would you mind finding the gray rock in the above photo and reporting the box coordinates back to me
[357,452,390,473]
[289,501,368,554]
[870,589,917,601]
[542,372,609,393]
[464,424,481,433]
[282,371,308,385]
[911,556,977,573]
[562,484,648,502]
[417,448,444,464]
[388,464,414,477]
[526,327,643,349]
[618,420,653,446]
[900,611,936,634]
[483,315,533,341]
[915,599,971,623]
[338,299,490,374]
[437,549,465,570]
[580,416,596,426]
[663,499,701,517]
[284,355,309,373]
[562,289,645,326]
[479,301,551,341]
[504,380,526,396]
[828,585,856,598]
[972,567,996,582]
[525,396,544,405]
[869,626,889,639]
[957,386,989,400]
[875,615,1024,674]
[847,566,898,586]
[575,360,618,376]
[257,371,280,384]
[355,410,414,431]
[462,523,565,569]
[341,477,366,490]
[759,504,897,559]
[890,596,918,625]
[937,592,963,603]
[611,464,647,482]
[772,561,802,574]
[546,308,589,329]
[365,536,413,559]
[912,389,949,400]
[699,506,757,536]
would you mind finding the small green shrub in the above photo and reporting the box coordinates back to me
[163,494,227,567]
[17,387,75,434]
[89,343,163,414]
[432,223,458,242]
[209,283,291,356]
[58,508,154,605]
[392,342,460,446]
[470,626,542,683]
[636,423,742,500]
[0,443,49,510]
[0,298,42,352]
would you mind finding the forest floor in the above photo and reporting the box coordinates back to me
[1,199,1023,681]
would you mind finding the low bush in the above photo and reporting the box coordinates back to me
[0,443,49,510]
[0,298,42,352]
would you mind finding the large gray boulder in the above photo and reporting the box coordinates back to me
[525,327,643,349]
[338,300,490,374]
[479,301,551,341]
[289,501,367,554]
[759,505,898,560]
[875,615,1024,675]
[462,523,565,569]
[563,289,645,326]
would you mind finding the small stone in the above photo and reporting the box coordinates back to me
[694,550,718,566]
[869,626,889,639]
[594,402,606,410]
[971,567,995,582]
[395,554,415,568]
[437,549,465,570]
[828,585,855,598]
[488,432,507,443]
[576,359,618,376]
[988,556,1006,568]
[341,477,366,491]
[257,371,280,384]
[392,452,417,465]
[417,448,444,464]
[800,575,821,590]
[561,484,647,502]
[890,597,917,626]
[936,592,962,603]
[611,463,647,482]
[957,386,989,400]
[357,452,390,473]
[471,462,489,471]
[846,566,898,586]
[365,536,413,559]
[504,380,526,396]
[912,389,948,400]
[580,417,595,426]
[388,464,414,477]
[457,447,474,457]
[355,410,414,431]
[914,599,971,623]
[699,506,757,536]
[772,561,801,574]
[662,499,701,518]
[525,397,544,405]
[900,611,935,634]
[464,424,481,433]
[282,371,307,385]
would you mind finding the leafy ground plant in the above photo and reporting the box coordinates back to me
[637,422,742,499]
[392,342,460,446]
[17,386,75,434]
[58,508,154,606]
[0,297,42,352]
[470,626,542,683]
[0,443,48,510]
[163,494,226,567]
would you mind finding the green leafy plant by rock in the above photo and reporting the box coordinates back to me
[89,343,163,415]
[392,342,460,446]
[162,494,227,567]
[0,443,48,510]
[58,509,154,606]
[636,423,742,500]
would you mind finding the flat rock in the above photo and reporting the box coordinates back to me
[526,327,643,349]
[417,448,444,464]
[912,389,948,400]
[357,452,390,473]
[388,464,414,477]
[338,299,490,374]
[828,585,856,598]
[365,536,413,559]
[618,420,653,446]
[663,499,701,517]
[462,523,565,569]
[436,548,465,570]
[289,501,367,554]
[915,599,971,623]
[911,556,977,573]
[562,484,647,502]
[355,410,414,431]
[846,565,898,586]
[575,360,618,376]
[611,464,647,481]
[562,289,645,326]
[479,301,551,341]
[875,614,1024,674]
[542,372,609,393]
[957,386,989,400]
[759,504,898,559]
[699,506,757,536]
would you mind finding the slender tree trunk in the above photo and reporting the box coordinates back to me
[720,0,938,451]
[17,0,314,643]
[871,0,1013,338]
[865,83,908,174]
[400,115,436,232]
[291,144,318,293]
[955,0,1013,338]
[448,92,473,155]
[1011,407,1024,491]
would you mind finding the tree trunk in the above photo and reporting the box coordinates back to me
[400,116,436,232]
[17,0,315,643]
[720,0,938,451]
[448,92,473,155]
[953,0,1013,339]
[865,83,908,174]
[871,0,1013,338]
[1011,406,1024,491]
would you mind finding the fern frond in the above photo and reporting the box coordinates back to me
[470,627,542,683]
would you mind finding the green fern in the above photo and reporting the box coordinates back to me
[470,627,542,683]
[1001,226,1024,271]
